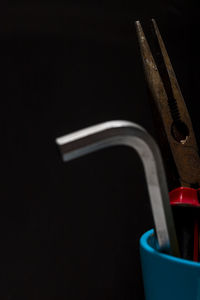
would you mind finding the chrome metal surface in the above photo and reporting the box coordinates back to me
[56,120,180,257]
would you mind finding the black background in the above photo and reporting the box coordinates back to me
[1,1,200,299]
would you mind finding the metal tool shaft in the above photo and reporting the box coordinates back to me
[56,120,180,257]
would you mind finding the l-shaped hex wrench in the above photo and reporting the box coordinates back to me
[56,120,180,257]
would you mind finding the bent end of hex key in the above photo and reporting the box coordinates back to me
[55,120,180,257]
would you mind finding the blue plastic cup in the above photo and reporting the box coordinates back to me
[140,229,200,300]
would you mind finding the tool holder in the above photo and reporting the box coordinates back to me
[140,229,200,300]
[56,120,200,299]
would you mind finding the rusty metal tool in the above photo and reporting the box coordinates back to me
[135,19,200,261]
[56,120,180,257]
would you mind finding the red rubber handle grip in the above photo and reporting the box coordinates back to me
[170,187,200,261]
[170,187,200,207]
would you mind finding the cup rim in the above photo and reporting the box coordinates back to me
[140,229,200,267]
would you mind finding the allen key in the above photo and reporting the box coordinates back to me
[56,120,180,257]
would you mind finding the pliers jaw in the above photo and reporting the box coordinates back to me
[135,19,200,190]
